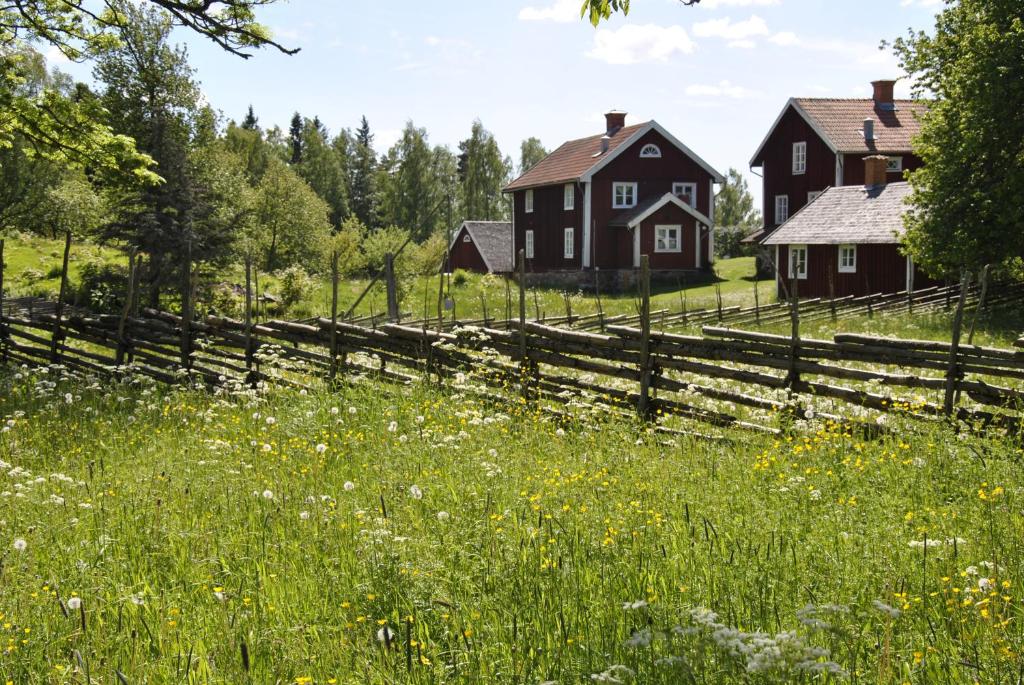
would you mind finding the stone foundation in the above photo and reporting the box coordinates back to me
[516,268,711,293]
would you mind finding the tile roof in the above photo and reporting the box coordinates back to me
[453,221,513,273]
[795,98,930,153]
[503,123,648,191]
[763,182,913,246]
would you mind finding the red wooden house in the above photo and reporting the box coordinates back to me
[763,156,938,299]
[748,80,928,244]
[445,221,513,274]
[502,111,724,286]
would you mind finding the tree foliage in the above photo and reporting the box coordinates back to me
[377,122,451,240]
[348,116,378,228]
[0,0,292,182]
[518,137,548,176]
[892,0,1024,275]
[457,120,511,221]
[714,168,760,231]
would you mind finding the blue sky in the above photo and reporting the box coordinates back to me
[51,0,943,208]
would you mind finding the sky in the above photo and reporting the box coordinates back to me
[49,0,945,209]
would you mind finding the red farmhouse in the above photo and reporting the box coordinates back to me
[763,156,937,299]
[748,79,929,243]
[503,111,724,286]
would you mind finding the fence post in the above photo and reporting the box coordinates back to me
[966,264,990,346]
[50,231,72,364]
[329,250,339,380]
[180,240,193,376]
[384,253,399,322]
[595,273,606,331]
[786,274,800,389]
[827,270,837,322]
[116,248,137,368]
[638,255,652,418]
[0,238,6,363]
[244,254,256,383]
[943,270,971,417]
[753,267,761,325]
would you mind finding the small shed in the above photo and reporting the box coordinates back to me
[445,221,513,274]
[608,192,713,271]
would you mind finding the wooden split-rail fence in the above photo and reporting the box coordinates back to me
[1,241,1023,438]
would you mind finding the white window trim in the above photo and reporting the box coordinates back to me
[672,182,697,208]
[525,230,535,259]
[792,141,807,175]
[774,195,789,224]
[563,183,574,211]
[886,156,903,172]
[462,234,471,243]
[524,189,534,214]
[563,227,574,259]
[654,225,682,253]
[639,143,662,158]
[788,244,808,280]
[612,182,638,209]
[838,244,857,273]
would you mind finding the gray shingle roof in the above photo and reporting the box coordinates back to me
[453,221,513,272]
[762,182,913,246]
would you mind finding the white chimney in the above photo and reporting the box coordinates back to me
[600,134,610,154]
[862,117,875,142]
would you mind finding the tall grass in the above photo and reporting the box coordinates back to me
[0,367,1020,683]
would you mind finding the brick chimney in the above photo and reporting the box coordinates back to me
[871,80,896,111]
[605,110,627,135]
[864,155,889,188]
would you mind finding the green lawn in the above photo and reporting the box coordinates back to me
[0,369,1020,683]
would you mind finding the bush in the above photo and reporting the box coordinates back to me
[208,284,245,319]
[452,269,469,287]
[277,264,316,311]
[76,260,128,313]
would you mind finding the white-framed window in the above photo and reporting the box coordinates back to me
[774,195,789,224]
[672,182,697,207]
[525,230,535,259]
[563,183,574,210]
[792,141,807,175]
[654,225,681,253]
[462,234,471,242]
[807,190,822,203]
[788,244,808,280]
[612,182,637,208]
[524,189,534,213]
[639,143,662,158]
[886,156,903,172]
[563,227,574,259]
[838,244,857,273]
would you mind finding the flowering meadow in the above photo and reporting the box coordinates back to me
[0,366,1021,684]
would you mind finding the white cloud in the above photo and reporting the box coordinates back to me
[685,80,761,99]
[768,31,799,46]
[900,0,942,6]
[692,15,769,41]
[423,35,482,63]
[587,24,696,65]
[518,0,579,22]
[45,45,70,66]
[700,0,780,7]
[728,39,756,49]
[769,33,897,67]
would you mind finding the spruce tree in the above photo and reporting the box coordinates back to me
[289,112,303,165]
[241,104,259,130]
[349,115,378,228]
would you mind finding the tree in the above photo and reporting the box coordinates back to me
[714,168,760,232]
[377,122,451,240]
[518,137,548,176]
[0,0,294,182]
[253,158,332,271]
[295,117,348,227]
[241,105,259,131]
[581,0,700,25]
[289,112,303,165]
[348,116,378,228]
[457,120,512,221]
[892,0,1024,275]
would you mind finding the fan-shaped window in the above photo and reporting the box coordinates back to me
[639,144,662,158]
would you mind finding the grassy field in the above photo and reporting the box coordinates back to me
[0,369,1021,683]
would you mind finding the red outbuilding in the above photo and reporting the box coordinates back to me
[445,221,513,274]
[763,156,938,299]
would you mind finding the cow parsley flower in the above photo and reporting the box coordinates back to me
[262,490,274,500]
[67,597,82,610]
[343,481,356,491]
[409,485,423,500]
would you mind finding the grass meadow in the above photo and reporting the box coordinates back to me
[1,367,1022,683]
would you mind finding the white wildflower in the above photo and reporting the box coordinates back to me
[315,443,327,454]
[262,490,274,500]
[67,597,82,610]
[12,538,27,552]
[343,481,355,491]
[409,485,423,500]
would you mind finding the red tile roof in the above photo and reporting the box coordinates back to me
[794,98,930,153]
[504,122,648,191]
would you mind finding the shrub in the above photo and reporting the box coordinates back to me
[75,261,128,313]
[277,264,316,311]
[452,269,469,287]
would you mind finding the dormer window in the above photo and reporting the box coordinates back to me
[639,144,662,158]
[792,141,806,175]
[672,182,697,207]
